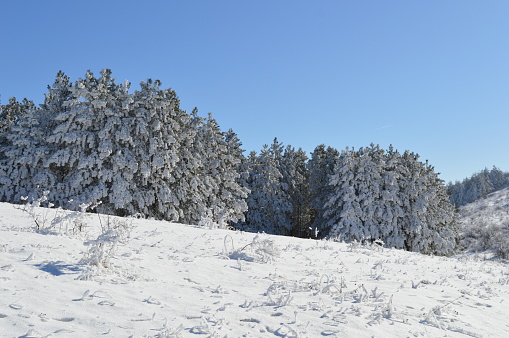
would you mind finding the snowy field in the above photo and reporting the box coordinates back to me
[1,202,508,337]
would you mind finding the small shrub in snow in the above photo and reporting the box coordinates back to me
[51,201,102,236]
[265,282,293,307]
[198,210,230,230]
[383,295,394,319]
[18,190,54,230]
[78,216,133,280]
[226,234,280,263]
[462,221,509,259]
[155,323,184,338]
[249,235,281,263]
[17,190,103,237]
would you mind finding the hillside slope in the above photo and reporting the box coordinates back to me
[458,187,509,224]
[459,187,509,258]
[0,202,508,337]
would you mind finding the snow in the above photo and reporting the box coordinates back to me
[459,187,509,226]
[458,187,509,259]
[1,202,508,337]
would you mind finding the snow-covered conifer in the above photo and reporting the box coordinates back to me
[308,144,339,237]
[396,151,458,255]
[487,166,508,191]
[0,72,73,203]
[377,146,405,248]
[354,144,385,240]
[281,146,311,237]
[128,78,184,219]
[244,139,292,235]
[42,70,133,210]
[171,108,206,224]
[448,166,509,206]
[192,114,248,227]
[0,97,36,152]
[324,148,362,240]
[323,144,458,255]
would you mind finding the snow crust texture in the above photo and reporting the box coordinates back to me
[0,202,508,337]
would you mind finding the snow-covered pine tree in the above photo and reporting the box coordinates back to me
[235,150,257,231]
[225,128,249,190]
[323,147,363,240]
[128,78,184,220]
[0,96,36,189]
[324,145,386,242]
[447,181,463,207]
[191,113,248,227]
[0,72,73,203]
[419,162,458,256]
[323,144,457,255]
[268,138,293,234]
[487,166,509,191]
[308,144,339,237]
[1,69,250,226]
[244,139,292,235]
[0,99,41,202]
[396,151,458,255]
[0,97,36,153]
[377,145,405,248]
[170,108,206,225]
[354,144,385,241]
[448,166,509,207]
[43,69,134,210]
[464,169,493,204]
[219,127,250,224]
[281,145,311,237]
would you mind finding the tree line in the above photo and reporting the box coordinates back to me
[447,167,509,207]
[239,141,457,255]
[0,70,458,255]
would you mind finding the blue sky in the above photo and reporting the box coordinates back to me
[1,0,508,183]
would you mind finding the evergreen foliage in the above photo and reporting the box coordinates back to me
[0,73,71,202]
[0,70,247,227]
[0,97,36,158]
[243,139,292,235]
[447,166,509,206]
[0,69,465,256]
[322,144,458,256]
[281,146,311,237]
[124,78,183,219]
[308,145,339,237]
[43,70,134,210]
[188,113,249,227]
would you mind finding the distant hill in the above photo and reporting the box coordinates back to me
[458,187,509,258]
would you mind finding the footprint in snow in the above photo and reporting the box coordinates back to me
[0,264,14,272]
[18,329,42,338]
[73,289,91,301]
[53,329,75,334]
[54,317,75,322]
[143,296,161,305]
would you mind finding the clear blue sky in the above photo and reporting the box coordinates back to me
[1,0,508,183]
